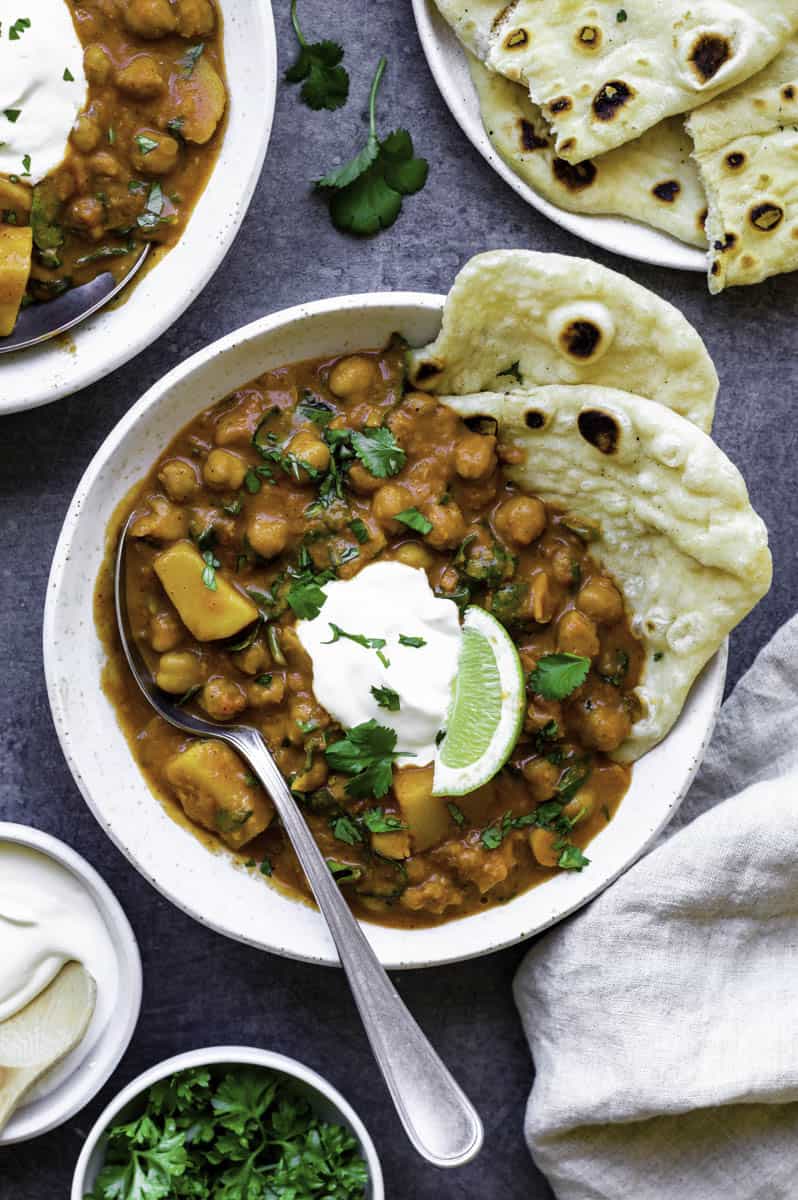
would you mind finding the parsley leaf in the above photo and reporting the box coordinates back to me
[325,719,400,799]
[350,426,406,477]
[371,684,400,711]
[316,57,428,236]
[394,507,433,535]
[528,653,591,700]
[285,0,349,111]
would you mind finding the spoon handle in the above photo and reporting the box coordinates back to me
[227,728,484,1169]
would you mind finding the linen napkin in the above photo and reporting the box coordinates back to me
[514,615,798,1200]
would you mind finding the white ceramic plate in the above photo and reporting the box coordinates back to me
[0,823,142,1145]
[0,1,277,416]
[71,1046,384,1200]
[43,294,726,970]
[412,0,706,273]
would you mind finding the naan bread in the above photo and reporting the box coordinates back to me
[686,38,798,291]
[468,54,708,247]
[407,250,718,431]
[440,386,772,761]
[484,0,798,162]
[433,0,512,55]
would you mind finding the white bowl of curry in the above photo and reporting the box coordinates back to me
[44,288,732,969]
[0,0,276,413]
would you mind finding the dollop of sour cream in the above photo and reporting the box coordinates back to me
[297,561,462,765]
[0,0,88,185]
[0,843,117,1041]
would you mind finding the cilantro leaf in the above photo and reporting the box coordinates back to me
[350,426,406,477]
[371,684,400,711]
[394,507,433,535]
[362,807,406,833]
[331,814,363,845]
[325,719,399,799]
[528,653,591,700]
[287,578,328,620]
[447,801,466,827]
[316,57,428,236]
[201,549,220,591]
[558,843,590,870]
[285,0,349,111]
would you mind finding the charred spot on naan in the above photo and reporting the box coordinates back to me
[576,24,602,51]
[519,119,549,151]
[524,409,546,429]
[549,95,573,116]
[593,81,634,121]
[712,232,737,252]
[552,157,597,191]
[749,202,784,231]
[724,151,746,170]
[652,180,681,202]
[559,319,603,361]
[577,408,621,455]
[782,84,796,100]
[503,26,529,50]
[688,33,732,83]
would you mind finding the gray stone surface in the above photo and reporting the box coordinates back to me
[1,2,796,1197]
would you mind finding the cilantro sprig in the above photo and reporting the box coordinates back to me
[325,719,402,798]
[528,653,591,700]
[316,57,428,236]
[285,0,349,111]
[85,1065,368,1200]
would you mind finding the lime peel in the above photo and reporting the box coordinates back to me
[432,605,525,797]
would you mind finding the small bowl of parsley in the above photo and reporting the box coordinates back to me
[71,1046,383,1200]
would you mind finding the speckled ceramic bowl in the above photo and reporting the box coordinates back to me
[1,0,276,415]
[43,295,726,969]
[71,1046,384,1200]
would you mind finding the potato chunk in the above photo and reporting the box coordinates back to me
[170,57,226,144]
[165,740,274,850]
[154,540,258,642]
[0,177,32,224]
[0,225,33,336]
[371,830,412,860]
[393,766,449,852]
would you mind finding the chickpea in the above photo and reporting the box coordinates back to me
[372,483,412,532]
[247,513,289,560]
[551,546,578,586]
[131,130,180,175]
[70,114,101,154]
[155,651,203,694]
[84,44,113,85]
[149,611,183,653]
[454,432,497,480]
[200,677,247,721]
[130,495,188,541]
[569,694,631,752]
[158,458,199,503]
[522,757,560,802]
[233,642,271,676]
[291,759,329,794]
[122,0,178,38]
[531,573,555,623]
[65,195,104,236]
[88,152,122,178]
[328,355,376,398]
[246,674,286,707]
[557,610,600,659]
[577,576,624,625]
[116,56,164,99]
[203,448,247,490]
[524,698,562,734]
[348,463,382,494]
[495,495,546,545]
[423,500,467,551]
[287,430,331,475]
[392,542,434,570]
[563,791,594,823]
[175,0,217,36]
[530,828,561,868]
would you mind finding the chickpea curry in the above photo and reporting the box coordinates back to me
[96,339,645,928]
[0,0,227,338]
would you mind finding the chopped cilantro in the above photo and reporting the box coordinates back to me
[362,807,406,833]
[447,802,466,827]
[394,507,433,535]
[180,43,205,76]
[348,517,370,544]
[200,549,220,591]
[528,653,590,700]
[349,426,406,477]
[371,684,400,711]
[399,634,425,648]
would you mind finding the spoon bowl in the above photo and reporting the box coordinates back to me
[0,246,150,355]
[114,516,484,1169]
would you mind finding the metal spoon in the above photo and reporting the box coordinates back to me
[114,516,484,1169]
[0,245,150,355]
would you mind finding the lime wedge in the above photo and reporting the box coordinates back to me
[433,605,525,797]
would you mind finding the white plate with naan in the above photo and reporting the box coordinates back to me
[413,0,706,271]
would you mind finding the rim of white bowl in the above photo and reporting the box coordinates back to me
[0,0,277,415]
[0,822,142,1145]
[70,1045,385,1200]
[411,0,707,274]
[43,292,727,970]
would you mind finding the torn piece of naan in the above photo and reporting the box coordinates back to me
[441,386,772,761]
[460,0,798,162]
[687,37,798,291]
[468,54,708,247]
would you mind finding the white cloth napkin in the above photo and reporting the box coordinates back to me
[514,616,798,1200]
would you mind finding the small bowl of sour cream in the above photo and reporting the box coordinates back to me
[0,823,142,1144]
